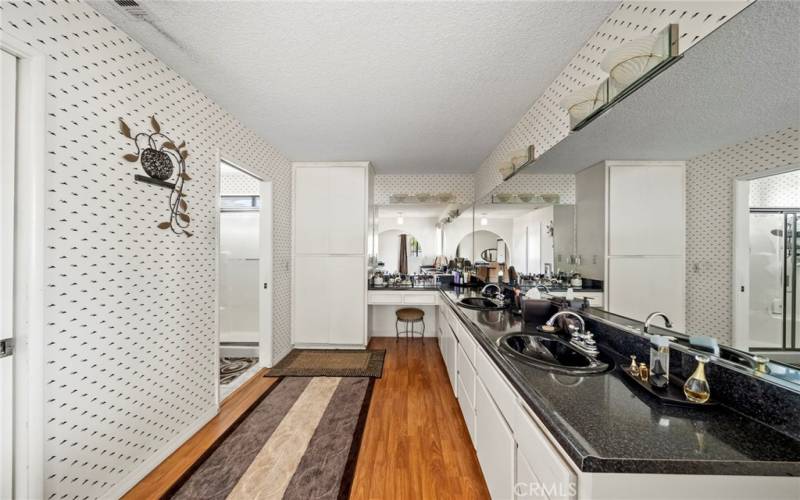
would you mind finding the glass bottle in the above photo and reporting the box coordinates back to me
[684,355,711,403]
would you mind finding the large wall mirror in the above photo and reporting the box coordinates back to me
[472,2,800,389]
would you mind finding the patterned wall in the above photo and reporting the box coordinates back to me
[374,174,474,205]
[474,0,752,199]
[1,1,293,497]
[686,128,799,345]
[220,164,261,195]
[749,168,800,208]
[484,174,576,205]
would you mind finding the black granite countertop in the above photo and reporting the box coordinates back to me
[438,287,800,476]
[368,285,440,290]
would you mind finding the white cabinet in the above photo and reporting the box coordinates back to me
[608,165,684,256]
[294,255,366,345]
[574,161,685,323]
[294,166,330,254]
[475,377,515,500]
[293,255,330,344]
[514,402,577,500]
[292,162,371,347]
[294,165,367,255]
[328,166,367,254]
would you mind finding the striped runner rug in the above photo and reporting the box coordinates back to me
[170,377,374,500]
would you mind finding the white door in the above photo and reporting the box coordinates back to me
[1,48,18,500]
[259,180,273,366]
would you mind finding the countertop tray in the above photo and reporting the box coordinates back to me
[621,367,717,408]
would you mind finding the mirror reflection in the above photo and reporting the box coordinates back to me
[484,160,800,385]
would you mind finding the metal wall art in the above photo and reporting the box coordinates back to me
[120,115,193,237]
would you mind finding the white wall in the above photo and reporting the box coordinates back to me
[686,128,799,345]
[377,216,438,273]
[511,206,555,274]
[2,2,292,497]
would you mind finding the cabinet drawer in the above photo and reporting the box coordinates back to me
[402,293,437,305]
[367,292,403,304]
[514,402,576,499]
[456,343,475,407]
[476,349,515,426]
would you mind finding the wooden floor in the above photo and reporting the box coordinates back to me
[352,337,489,499]
[123,370,280,500]
[123,338,488,499]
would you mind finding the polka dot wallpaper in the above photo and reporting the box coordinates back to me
[749,168,800,208]
[686,128,799,345]
[1,1,292,497]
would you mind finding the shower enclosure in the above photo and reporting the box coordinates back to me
[749,209,798,351]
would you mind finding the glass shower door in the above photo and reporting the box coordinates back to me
[785,213,798,350]
[748,212,785,349]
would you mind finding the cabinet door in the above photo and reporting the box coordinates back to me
[608,164,684,256]
[608,256,685,331]
[476,378,515,500]
[293,255,330,343]
[294,167,330,254]
[457,373,475,445]
[328,166,366,254]
[515,448,542,500]
[328,255,366,345]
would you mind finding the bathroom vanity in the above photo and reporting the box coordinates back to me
[434,286,800,499]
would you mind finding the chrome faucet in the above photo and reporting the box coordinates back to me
[481,283,500,296]
[643,312,673,334]
[545,311,585,336]
[545,311,599,357]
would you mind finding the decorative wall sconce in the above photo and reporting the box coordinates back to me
[561,24,680,131]
[120,115,193,237]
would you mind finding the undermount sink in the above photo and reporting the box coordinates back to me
[458,297,506,311]
[499,333,612,375]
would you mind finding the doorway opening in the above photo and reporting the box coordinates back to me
[217,159,273,401]
[733,166,800,365]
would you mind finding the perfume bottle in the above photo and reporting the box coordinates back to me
[629,355,639,376]
[684,355,711,403]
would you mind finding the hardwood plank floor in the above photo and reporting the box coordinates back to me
[122,370,279,500]
[123,338,488,499]
[351,338,490,500]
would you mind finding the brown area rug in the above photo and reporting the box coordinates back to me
[170,376,374,500]
[267,349,385,378]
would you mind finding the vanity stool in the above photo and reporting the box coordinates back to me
[395,308,425,339]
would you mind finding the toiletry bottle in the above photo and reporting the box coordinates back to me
[683,355,711,403]
[649,336,670,389]
[565,288,575,301]
[629,355,639,376]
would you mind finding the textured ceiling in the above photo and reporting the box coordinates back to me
[89,0,617,173]
[519,0,800,175]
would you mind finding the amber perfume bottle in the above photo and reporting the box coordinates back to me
[683,355,711,403]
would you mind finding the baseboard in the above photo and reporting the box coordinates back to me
[104,406,218,499]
